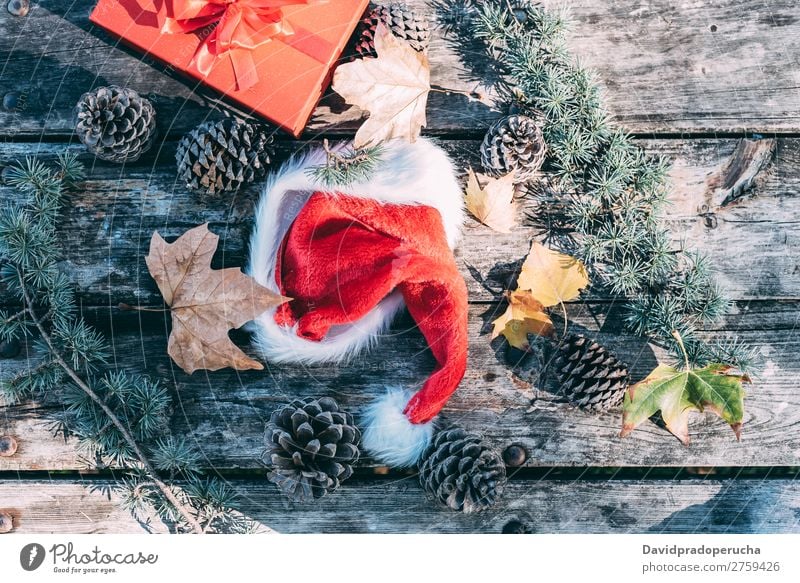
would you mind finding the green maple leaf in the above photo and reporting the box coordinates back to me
[621,363,750,445]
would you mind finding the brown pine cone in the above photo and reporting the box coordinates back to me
[480,114,546,182]
[552,334,630,411]
[418,426,506,513]
[74,86,157,163]
[175,119,275,196]
[264,397,361,502]
[354,2,430,57]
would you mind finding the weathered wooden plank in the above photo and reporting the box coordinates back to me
[1,477,798,533]
[0,137,796,306]
[540,0,800,134]
[3,1,800,136]
[0,0,491,138]
[0,301,797,471]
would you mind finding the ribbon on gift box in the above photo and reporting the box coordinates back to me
[161,0,321,91]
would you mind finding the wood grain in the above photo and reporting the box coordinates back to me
[1,477,798,533]
[0,300,797,472]
[0,0,492,137]
[0,137,796,307]
[3,1,800,136]
[540,0,800,134]
[0,137,796,473]
[2,0,800,534]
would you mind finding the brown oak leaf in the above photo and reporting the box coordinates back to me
[332,23,430,147]
[145,224,288,374]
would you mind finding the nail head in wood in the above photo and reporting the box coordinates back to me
[6,0,29,17]
[2,91,20,111]
[501,519,529,534]
[0,512,13,533]
[502,444,527,467]
[0,338,21,359]
[0,436,18,457]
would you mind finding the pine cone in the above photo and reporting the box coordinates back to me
[175,119,275,196]
[74,86,157,163]
[418,426,507,513]
[552,334,630,411]
[480,114,546,182]
[264,397,361,502]
[354,2,430,57]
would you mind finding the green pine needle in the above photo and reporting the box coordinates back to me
[151,436,202,475]
[435,0,748,366]
[0,152,249,533]
[307,140,385,188]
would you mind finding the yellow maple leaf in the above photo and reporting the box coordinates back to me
[464,168,517,233]
[491,291,554,350]
[516,241,589,308]
[332,24,430,148]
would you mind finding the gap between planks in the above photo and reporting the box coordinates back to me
[1,477,798,534]
[2,1,800,135]
[0,137,797,305]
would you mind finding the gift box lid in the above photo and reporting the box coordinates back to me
[89,0,370,136]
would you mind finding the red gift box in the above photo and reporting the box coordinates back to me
[90,0,369,136]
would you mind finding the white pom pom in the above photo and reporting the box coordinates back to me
[361,389,434,468]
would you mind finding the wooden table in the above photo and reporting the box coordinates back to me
[1,0,799,533]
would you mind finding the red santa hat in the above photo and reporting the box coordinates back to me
[247,138,468,467]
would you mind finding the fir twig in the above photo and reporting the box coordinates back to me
[0,153,255,533]
[18,280,203,533]
[434,0,753,370]
[307,139,385,187]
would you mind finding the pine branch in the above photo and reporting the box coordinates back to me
[18,276,203,534]
[1,153,255,533]
[435,0,751,369]
[306,139,385,187]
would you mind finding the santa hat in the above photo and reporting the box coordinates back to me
[247,138,468,468]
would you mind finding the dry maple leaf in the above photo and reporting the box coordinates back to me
[145,224,288,374]
[332,23,430,147]
[491,291,554,351]
[516,241,589,308]
[464,168,517,233]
